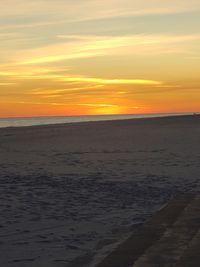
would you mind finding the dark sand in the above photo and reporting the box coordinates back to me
[0,115,200,266]
[97,194,200,267]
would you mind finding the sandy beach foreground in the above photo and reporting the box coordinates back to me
[0,115,200,267]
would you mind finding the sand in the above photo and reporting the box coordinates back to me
[0,115,200,267]
[96,194,200,267]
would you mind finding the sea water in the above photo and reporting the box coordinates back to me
[0,113,193,128]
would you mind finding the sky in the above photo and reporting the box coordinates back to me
[0,0,200,117]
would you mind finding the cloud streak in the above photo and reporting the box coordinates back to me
[1,0,199,21]
[12,34,200,65]
[58,76,162,86]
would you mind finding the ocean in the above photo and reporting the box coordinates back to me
[0,112,193,128]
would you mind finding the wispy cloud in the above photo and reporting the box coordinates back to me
[57,76,162,86]
[0,66,69,78]
[31,85,104,95]
[12,34,200,65]
[0,64,162,86]
[1,0,199,23]
[0,82,16,85]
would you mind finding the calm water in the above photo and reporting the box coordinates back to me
[0,113,193,128]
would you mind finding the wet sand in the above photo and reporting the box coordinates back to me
[0,115,200,266]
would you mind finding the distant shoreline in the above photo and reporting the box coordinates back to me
[0,112,197,129]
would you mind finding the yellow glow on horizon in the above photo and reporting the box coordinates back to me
[77,104,118,107]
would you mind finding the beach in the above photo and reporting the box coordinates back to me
[0,115,200,267]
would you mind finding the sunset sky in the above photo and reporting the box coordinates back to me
[0,0,200,117]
